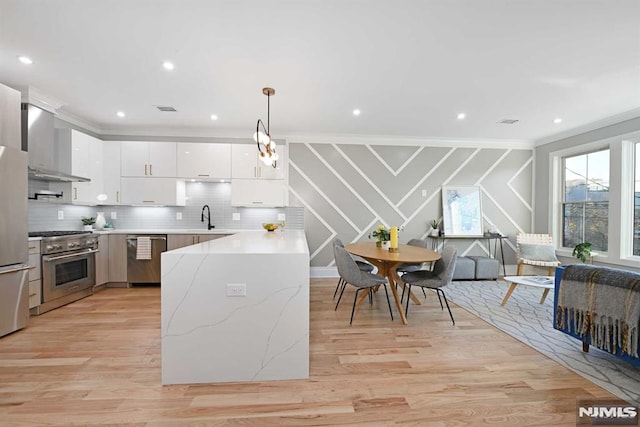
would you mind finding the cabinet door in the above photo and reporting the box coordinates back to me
[231,179,286,207]
[50,130,103,205]
[231,144,258,178]
[120,142,150,177]
[0,84,21,149]
[148,142,177,177]
[167,234,197,251]
[108,234,127,282]
[71,130,91,178]
[177,143,231,179]
[197,234,227,244]
[103,142,121,204]
[27,241,41,309]
[95,235,109,286]
[120,177,185,206]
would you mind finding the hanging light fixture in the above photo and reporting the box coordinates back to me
[254,87,278,168]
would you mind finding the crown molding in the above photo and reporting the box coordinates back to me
[55,110,102,135]
[20,86,66,113]
[534,107,640,147]
[284,133,535,149]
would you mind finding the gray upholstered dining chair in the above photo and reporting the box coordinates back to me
[334,245,393,325]
[332,238,375,299]
[397,238,429,300]
[401,245,458,325]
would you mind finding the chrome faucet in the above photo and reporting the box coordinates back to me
[201,204,215,230]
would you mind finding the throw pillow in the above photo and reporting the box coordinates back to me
[518,243,559,263]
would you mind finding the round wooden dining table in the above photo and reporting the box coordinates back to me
[344,242,441,324]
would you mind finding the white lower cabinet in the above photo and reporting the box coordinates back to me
[120,178,186,206]
[27,241,41,309]
[231,179,287,207]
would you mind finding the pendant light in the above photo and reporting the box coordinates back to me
[254,87,278,168]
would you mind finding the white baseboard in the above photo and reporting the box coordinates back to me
[310,266,338,278]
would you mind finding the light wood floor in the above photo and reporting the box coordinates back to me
[0,279,617,426]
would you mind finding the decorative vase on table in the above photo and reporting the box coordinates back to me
[430,228,439,237]
[94,212,106,230]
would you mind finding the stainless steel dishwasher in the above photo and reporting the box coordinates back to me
[126,235,167,284]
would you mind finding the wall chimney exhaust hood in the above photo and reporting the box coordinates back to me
[21,103,90,183]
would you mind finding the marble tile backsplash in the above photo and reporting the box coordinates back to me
[28,181,303,232]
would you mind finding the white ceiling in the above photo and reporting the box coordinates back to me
[1,0,639,144]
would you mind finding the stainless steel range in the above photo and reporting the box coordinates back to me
[29,231,99,315]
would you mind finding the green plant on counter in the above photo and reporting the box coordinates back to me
[572,242,592,263]
[430,219,440,229]
[81,216,95,225]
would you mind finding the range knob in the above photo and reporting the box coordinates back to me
[46,245,54,251]
[54,244,63,250]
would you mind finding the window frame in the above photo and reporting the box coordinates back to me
[560,148,610,252]
[549,139,611,257]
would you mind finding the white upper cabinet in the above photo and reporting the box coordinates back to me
[231,179,287,207]
[120,141,176,177]
[177,143,231,179]
[120,177,185,206]
[231,143,285,180]
[50,129,103,205]
[0,84,21,149]
[102,141,121,204]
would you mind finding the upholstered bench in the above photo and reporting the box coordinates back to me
[453,256,475,280]
[468,256,500,280]
[453,256,499,280]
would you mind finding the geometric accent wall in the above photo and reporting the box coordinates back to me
[288,142,533,268]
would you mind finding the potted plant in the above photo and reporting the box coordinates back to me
[429,219,440,237]
[572,242,592,263]
[81,216,95,231]
[369,224,391,248]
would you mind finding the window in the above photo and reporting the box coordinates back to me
[562,149,609,251]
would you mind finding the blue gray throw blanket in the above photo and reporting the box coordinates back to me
[556,264,640,358]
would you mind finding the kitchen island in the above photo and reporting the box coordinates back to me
[161,230,309,385]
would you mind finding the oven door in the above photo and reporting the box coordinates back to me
[42,249,97,303]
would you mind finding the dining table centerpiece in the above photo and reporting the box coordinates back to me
[369,224,391,248]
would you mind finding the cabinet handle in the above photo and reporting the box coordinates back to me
[252,201,264,204]
[150,164,153,175]
[145,164,148,175]
[28,245,37,250]
[142,200,155,203]
[198,174,209,177]
[73,187,78,200]
[116,191,120,203]
[29,293,37,297]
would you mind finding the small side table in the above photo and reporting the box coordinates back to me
[501,275,555,306]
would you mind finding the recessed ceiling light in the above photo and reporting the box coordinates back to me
[116,111,125,118]
[553,118,563,124]
[163,61,175,71]
[353,109,361,116]
[457,113,466,120]
[18,56,33,65]
[210,114,218,121]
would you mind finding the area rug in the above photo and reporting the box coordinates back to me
[445,280,640,405]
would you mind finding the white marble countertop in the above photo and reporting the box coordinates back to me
[166,230,309,255]
[91,229,240,235]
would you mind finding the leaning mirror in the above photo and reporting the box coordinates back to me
[441,186,483,236]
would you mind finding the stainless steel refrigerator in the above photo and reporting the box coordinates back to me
[0,83,30,338]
